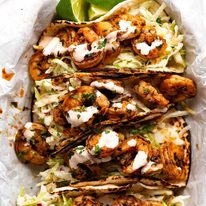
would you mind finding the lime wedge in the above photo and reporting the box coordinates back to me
[88,4,107,20]
[86,0,124,11]
[56,0,87,22]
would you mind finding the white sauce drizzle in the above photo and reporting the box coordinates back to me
[132,151,148,171]
[127,139,137,147]
[66,106,98,128]
[43,37,69,56]
[97,129,119,149]
[105,31,119,51]
[141,161,156,174]
[23,122,35,141]
[68,41,103,62]
[136,39,163,55]
[69,148,92,169]
[90,81,124,94]
[119,20,136,40]
[126,103,137,111]
[112,102,123,109]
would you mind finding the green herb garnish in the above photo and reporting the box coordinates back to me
[82,93,96,103]
[97,39,107,49]
[131,123,156,136]
[143,88,149,95]
[77,114,81,119]
[156,17,162,24]
[104,129,110,134]
[94,145,101,156]
[76,145,85,154]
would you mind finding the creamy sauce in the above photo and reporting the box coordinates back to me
[112,102,123,109]
[119,20,136,40]
[141,161,156,174]
[105,31,119,51]
[97,129,119,149]
[23,122,35,141]
[66,106,98,128]
[132,151,148,171]
[69,147,92,169]
[136,39,163,55]
[90,81,124,94]
[43,37,69,56]
[126,103,137,111]
[127,139,137,147]
[68,41,103,62]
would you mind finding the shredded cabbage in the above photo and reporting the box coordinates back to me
[17,186,73,206]
[46,58,76,76]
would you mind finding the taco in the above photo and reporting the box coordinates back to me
[29,0,186,80]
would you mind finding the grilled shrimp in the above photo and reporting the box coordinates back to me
[133,80,169,107]
[72,196,102,206]
[112,195,163,206]
[93,21,121,64]
[29,51,50,80]
[131,26,167,59]
[56,27,76,47]
[111,14,145,41]
[108,98,139,120]
[119,136,152,174]
[14,122,50,165]
[86,128,125,158]
[69,27,105,69]
[62,86,110,127]
[160,74,197,102]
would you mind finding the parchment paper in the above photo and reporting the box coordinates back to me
[0,0,206,205]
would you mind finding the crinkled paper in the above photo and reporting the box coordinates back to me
[0,0,206,205]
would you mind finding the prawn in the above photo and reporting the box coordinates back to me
[14,122,50,165]
[93,21,121,64]
[28,51,50,80]
[159,74,197,102]
[112,195,163,206]
[72,195,102,206]
[131,26,167,59]
[86,128,125,158]
[111,14,145,41]
[69,27,105,69]
[133,80,169,107]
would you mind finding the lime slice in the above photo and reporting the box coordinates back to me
[86,0,124,11]
[56,0,87,22]
[88,4,107,20]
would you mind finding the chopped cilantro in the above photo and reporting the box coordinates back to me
[143,88,149,95]
[156,17,162,24]
[94,145,101,156]
[97,39,107,49]
[131,123,156,136]
[71,94,78,99]
[77,114,81,119]
[104,129,110,134]
[82,93,96,103]
[76,145,85,154]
